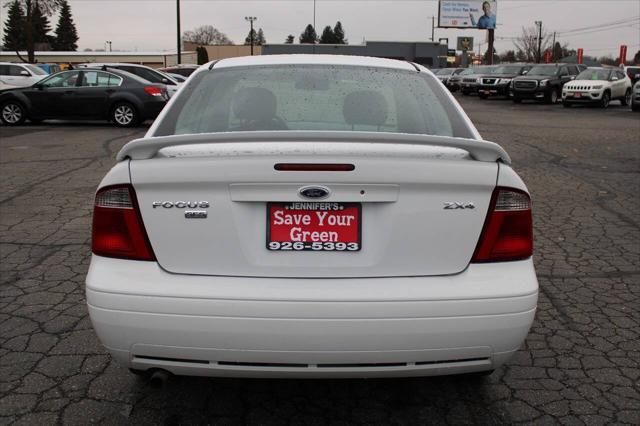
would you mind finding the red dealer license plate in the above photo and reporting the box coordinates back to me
[267,202,361,251]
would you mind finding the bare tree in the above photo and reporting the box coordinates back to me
[183,25,232,46]
[513,26,551,63]
[5,0,62,62]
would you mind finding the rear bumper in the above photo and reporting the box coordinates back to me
[86,255,538,378]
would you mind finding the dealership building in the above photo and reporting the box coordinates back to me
[262,41,448,68]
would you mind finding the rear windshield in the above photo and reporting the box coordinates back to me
[577,69,610,80]
[156,65,471,138]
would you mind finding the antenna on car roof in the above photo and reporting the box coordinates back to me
[101,65,107,71]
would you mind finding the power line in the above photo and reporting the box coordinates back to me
[556,16,639,35]
[557,23,640,38]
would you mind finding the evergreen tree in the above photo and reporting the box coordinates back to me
[31,1,53,45]
[52,0,78,51]
[319,26,336,44]
[2,1,26,51]
[299,24,317,44]
[285,34,294,44]
[256,28,266,45]
[333,21,346,44]
[244,28,257,45]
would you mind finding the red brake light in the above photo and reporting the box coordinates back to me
[472,187,533,262]
[144,86,163,97]
[92,184,155,261]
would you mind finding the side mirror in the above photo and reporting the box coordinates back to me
[33,83,44,90]
[20,70,30,77]
[522,70,528,75]
[611,76,619,81]
[161,78,170,84]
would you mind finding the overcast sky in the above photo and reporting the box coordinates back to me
[1,0,639,58]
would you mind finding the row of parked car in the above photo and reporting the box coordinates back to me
[0,62,200,126]
[434,63,640,111]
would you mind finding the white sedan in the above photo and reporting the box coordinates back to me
[87,55,538,382]
[562,67,632,108]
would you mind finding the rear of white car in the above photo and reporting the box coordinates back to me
[86,55,537,378]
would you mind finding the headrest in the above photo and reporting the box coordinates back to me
[232,87,277,122]
[343,90,388,127]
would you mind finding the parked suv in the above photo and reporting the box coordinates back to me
[0,62,48,88]
[562,67,632,108]
[477,64,532,99]
[460,65,497,96]
[511,64,584,104]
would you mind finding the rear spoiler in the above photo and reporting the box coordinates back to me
[116,131,511,164]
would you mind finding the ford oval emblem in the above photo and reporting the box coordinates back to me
[299,186,331,200]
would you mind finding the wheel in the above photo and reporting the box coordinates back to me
[478,93,489,100]
[562,101,572,108]
[111,102,139,127]
[546,89,559,104]
[600,91,610,108]
[1,101,26,126]
[621,89,631,106]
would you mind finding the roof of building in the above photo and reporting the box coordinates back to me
[0,51,194,57]
[211,54,416,71]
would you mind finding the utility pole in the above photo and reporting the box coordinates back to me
[535,20,542,63]
[313,0,316,35]
[176,0,181,64]
[431,16,435,42]
[487,29,494,65]
[106,41,112,52]
[552,31,556,61]
[245,16,257,55]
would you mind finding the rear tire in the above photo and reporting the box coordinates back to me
[600,91,610,109]
[621,89,631,106]
[1,100,27,126]
[111,102,140,127]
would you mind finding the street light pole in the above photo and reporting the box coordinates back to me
[245,16,257,56]
[176,0,181,64]
[535,20,542,63]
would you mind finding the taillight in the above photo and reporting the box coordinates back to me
[144,86,163,97]
[472,187,533,262]
[92,184,155,261]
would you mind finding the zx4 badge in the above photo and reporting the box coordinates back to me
[444,202,475,210]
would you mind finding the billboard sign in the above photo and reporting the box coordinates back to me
[456,37,474,51]
[439,1,497,29]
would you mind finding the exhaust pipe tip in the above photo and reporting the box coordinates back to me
[148,369,172,388]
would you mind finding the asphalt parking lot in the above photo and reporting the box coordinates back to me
[1,96,639,425]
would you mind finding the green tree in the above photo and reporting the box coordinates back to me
[196,46,209,65]
[285,34,294,44]
[256,28,266,45]
[244,28,256,45]
[31,1,53,45]
[2,1,26,51]
[333,21,346,44]
[319,26,336,44]
[501,50,516,62]
[244,28,265,45]
[52,0,78,51]
[299,24,317,44]
[10,0,62,62]
[183,25,232,45]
